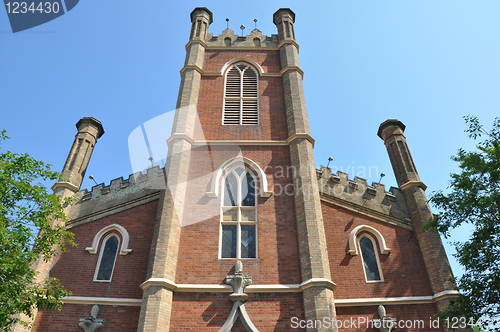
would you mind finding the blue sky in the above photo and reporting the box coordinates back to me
[2,1,499,278]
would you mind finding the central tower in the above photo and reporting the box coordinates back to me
[138,7,337,331]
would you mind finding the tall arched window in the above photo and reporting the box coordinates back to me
[220,167,257,258]
[359,234,383,282]
[223,63,258,125]
[94,234,120,282]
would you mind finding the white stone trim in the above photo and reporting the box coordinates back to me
[286,133,315,147]
[184,39,209,50]
[432,290,461,302]
[358,233,385,282]
[140,277,178,291]
[279,66,304,78]
[166,138,321,147]
[92,233,120,282]
[400,180,427,191]
[220,57,265,75]
[348,225,391,256]
[277,40,300,52]
[335,290,461,307]
[218,169,259,260]
[85,224,132,255]
[180,64,203,76]
[139,278,335,293]
[51,181,79,193]
[192,140,288,146]
[166,132,195,145]
[299,278,337,291]
[61,291,460,308]
[62,296,142,306]
[205,45,281,51]
[246,284,300,293]
[139,278,460,303]
[206,156,272,198]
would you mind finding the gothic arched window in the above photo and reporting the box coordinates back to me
[359,234,383,282]
[223,63,259,125]
[220,167,257,258]
[94,234,120,282]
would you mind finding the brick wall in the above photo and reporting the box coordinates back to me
[170,292,304,331]
[322,200,433,299]
[34,200,158,330]
[194,49,288,142]
[336,304,441,331]
[51,200,158,298]
[33,304,140,332]
[176,145,302,285]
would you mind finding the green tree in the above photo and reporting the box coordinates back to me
[429,116,500,330]
[0,130,74,331]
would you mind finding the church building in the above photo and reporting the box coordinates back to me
[20,7,459,332]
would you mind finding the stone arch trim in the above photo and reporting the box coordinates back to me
[220,58,264,75]
[348,225,391,256]
[85,224,133,255]
[206,156,272,198]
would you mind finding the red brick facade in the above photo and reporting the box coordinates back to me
[28,7,456,332]
[322,201,434,300]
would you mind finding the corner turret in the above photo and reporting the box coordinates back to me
[273,8,296,42]
[52,117,104,195]
[378,119,458,312]
[189,7,213,41]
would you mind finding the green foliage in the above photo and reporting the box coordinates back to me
[0,130,74,331]
[429,116,500,329]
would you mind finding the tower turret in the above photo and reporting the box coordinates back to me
[274,8,338,330]
[52,117,104,196]
[13,117,104,332]
[273,8,296,42]
[137,8,211,332]
[378,119,458,312]
[189,7,212,42]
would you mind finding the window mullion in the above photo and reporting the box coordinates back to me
[239,71,244,125]
[237,175,242,258]
[236,209,241,259]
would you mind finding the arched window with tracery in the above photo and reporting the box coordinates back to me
[359,234,383,282]
[94,234,120,282]
[220,167,257,258]
[223,62,259,125]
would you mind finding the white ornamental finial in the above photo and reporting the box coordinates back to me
[79,305,104,332]
[219,261,258,332]
[378,305,386,318]
[372,305,396,332]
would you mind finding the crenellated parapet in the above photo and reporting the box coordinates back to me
[67,166,165,228]
[205,29,279,48]
[317,166,412,228]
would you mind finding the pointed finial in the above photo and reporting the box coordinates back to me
[378,173,385,184]
[378,305,386,318]
[327,157,333,168]
[235,260,243,273]
[91,305,99,319]
[89,175,98,185]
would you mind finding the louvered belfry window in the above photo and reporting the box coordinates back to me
[223,63,259,125]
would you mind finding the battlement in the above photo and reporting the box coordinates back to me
[317,166,411,226]
[67,166,165,226]
[75,166,166,202]
[205,29,279,48]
